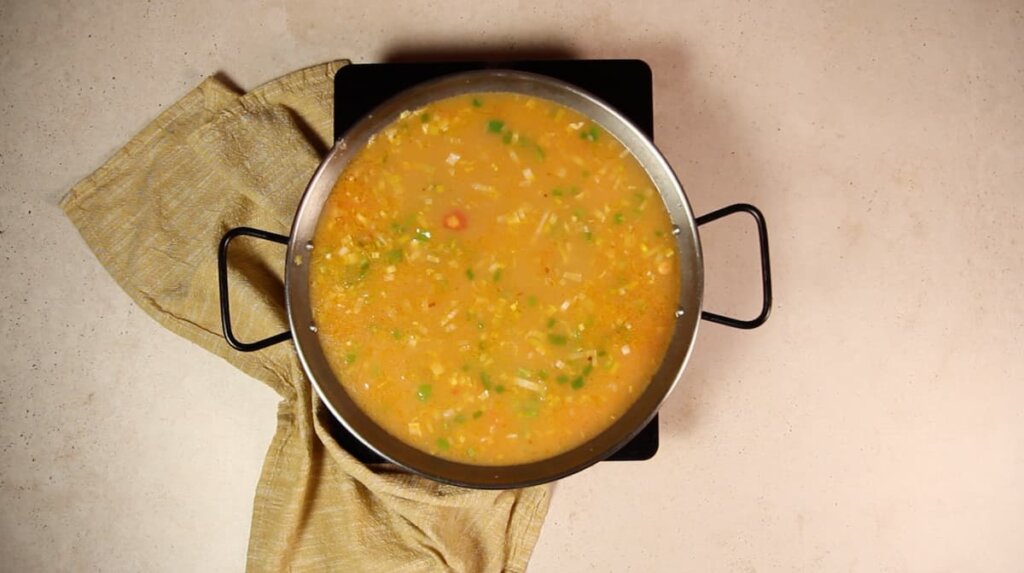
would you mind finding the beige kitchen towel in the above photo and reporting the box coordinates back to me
[61,60,550,573]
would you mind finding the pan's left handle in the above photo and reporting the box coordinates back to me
[696,203,773,329]
[217,227,293,351]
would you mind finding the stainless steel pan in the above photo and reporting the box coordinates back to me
[217,70,772,489]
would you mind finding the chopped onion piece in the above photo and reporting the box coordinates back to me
[533,211,551,240]
[514,378,546,393]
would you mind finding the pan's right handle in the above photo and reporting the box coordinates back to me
[695,203,773,329]
[217,227,292,351]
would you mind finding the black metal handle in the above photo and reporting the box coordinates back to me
[217,227,292,351]
[696,203,773,329]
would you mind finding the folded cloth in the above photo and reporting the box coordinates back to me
[61,60,550,573]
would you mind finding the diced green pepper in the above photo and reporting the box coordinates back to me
[487,119,505,133]
[518,137,546,159]
[547,333,568,346]
[580,125,600,142]
[417,384,432,402]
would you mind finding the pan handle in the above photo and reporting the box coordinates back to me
[217,227,293,351]
[695,203,773,329]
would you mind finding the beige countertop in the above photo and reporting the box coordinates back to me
[2,1,1022,571]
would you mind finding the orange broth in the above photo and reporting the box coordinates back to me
[309,92,679,465]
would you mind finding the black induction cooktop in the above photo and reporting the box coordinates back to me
[326,60,659,464]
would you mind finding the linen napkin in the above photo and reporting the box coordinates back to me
[61,60,550,573]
